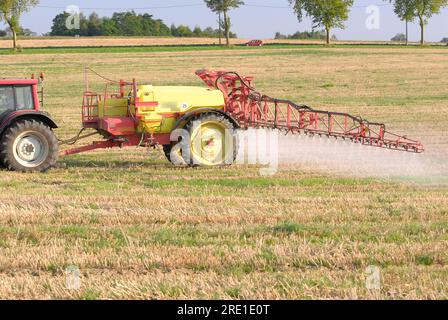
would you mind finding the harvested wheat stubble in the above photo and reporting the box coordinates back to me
[0,45,447,299]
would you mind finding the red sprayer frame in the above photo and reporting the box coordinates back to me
[62,78,171,156]
[61,69,424,157]
[196,70,424,153]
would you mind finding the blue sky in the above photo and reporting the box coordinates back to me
[8,0,448,41]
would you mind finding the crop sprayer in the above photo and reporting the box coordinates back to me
[0,69,424,171]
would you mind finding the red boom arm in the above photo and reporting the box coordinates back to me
[196,70,424,154]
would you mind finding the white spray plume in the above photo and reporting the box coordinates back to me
[236,129,448,185]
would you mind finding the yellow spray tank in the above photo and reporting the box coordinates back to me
[136,84,226,134]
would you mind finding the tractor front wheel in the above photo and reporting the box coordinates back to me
[165,114,238,167]
[0,120,59,172]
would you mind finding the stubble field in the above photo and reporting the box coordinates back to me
[0,45,447,299]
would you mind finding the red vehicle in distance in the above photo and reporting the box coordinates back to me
[246,40,263,47]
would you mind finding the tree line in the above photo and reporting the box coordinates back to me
[288,0,447,45]
[49,11,236,39]
[203,0,448,45]
[0,27,36,37]
[0,0,447,50]
[275,30,338,41]
[388,0,447,45]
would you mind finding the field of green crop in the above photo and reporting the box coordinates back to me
[0,45,447,299]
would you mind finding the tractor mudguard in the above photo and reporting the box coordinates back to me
[0,111,58,136]
[173,108,240,131]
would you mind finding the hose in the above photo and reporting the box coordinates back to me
[85,67,133,85]
[58,128,99,146]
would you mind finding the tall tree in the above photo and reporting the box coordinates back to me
[112,11,143,36]
[388,0,415,45]
[87,12,103,36]
[289,0,353,45]
[50,12,74,36]
[0,0,38,49]
[390,0,447,45]
[204,0,244,46]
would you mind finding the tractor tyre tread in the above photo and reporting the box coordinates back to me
[0,120,59,172]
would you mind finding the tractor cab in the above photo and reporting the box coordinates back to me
[0,79,38,116]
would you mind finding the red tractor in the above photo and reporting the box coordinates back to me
[0,75,58,172]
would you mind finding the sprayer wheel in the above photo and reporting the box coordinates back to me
[185,113,238,166]
[164,114,238,167]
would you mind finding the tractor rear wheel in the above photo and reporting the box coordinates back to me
[166,114,238,167]
[0,120,59,172]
